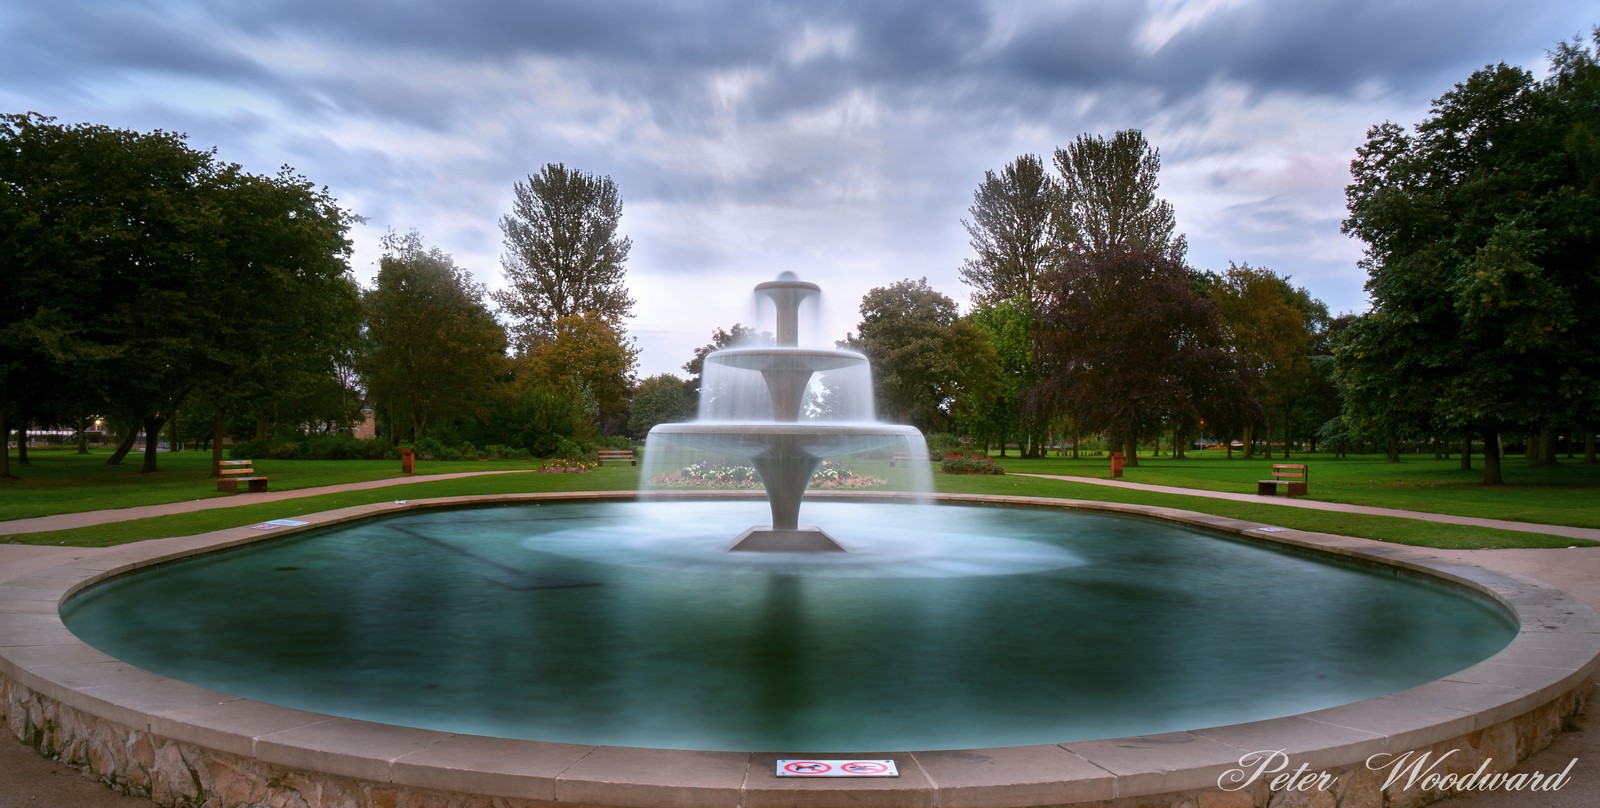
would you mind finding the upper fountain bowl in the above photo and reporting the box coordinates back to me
[706,346,866,374]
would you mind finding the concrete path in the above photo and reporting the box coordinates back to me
[0,469,537,536]
[2,475,1598,807]
[1016,473,1600,541]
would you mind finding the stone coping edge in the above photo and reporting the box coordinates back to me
[0,491,1596,808]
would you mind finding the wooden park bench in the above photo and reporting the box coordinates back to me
[597,449,636,466]
[216,459,269,493]
[1256,463,1308,497]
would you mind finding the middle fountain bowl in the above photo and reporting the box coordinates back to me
[642,273,932,552]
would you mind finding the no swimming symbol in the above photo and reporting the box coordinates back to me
[777,759,899,777]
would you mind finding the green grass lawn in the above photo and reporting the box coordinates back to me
[977,449,1600,528]
[0,448,545,521]
[3,446,1597,551]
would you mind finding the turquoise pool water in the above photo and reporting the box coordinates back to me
[62,500,1515,751]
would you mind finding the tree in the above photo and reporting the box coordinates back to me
[190,164,361,472]
[360,231,508,443]
[1338,32,1600,483]
[519,312,639,435]
[683,323,773,392]
[842,278,999,434]
[960,154,1059,316]
[2,114,365,474]
[958,154,1058,455]
[1052,129,1186,262]
[494,163,634,352]
[964,301,1030,454]
[628,373,695,437]
[1032,248,1249,466]
[2,113,227,473]
[1206,264,1321,459]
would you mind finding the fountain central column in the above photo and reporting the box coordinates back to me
[643,271,929,553]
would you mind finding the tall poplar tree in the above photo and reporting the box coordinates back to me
[1052,129,1186,262]
[494,163,634,353]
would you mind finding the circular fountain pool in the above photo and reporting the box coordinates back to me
[60,499,1514,753]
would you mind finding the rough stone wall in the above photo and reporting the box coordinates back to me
[2,673,1588,808]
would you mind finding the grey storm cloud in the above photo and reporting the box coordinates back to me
[3,0,1593,374]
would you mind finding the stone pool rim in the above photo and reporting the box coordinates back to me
[4,490,1598,808]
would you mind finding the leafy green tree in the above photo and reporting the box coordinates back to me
[841,278,998,434]
[960,153,1059,318]
[360,231,508,443]
[1052,129,1186,262]
[963,301,1029,455]
[958,154,1057,455]
[628,373,695,437]
[683,323,773,393]
[520,312,639,435]
[1338,32,1600,483]
[1207,264,1321,459]
[2,113,229,472]
[190,165,361,471]
[494,163,634,353]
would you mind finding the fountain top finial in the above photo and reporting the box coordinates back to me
[753,273,820,347]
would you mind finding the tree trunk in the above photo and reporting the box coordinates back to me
[1263,418,1274,460]
[141,415,167,472]
[1482,428,1503,485]
[1280,409,1291,460]
[1070,426,1079,459]
[1585,432,1596,464]
[107,428,137,464]
[1123,436,1139,467]
[76,421,89,454]
[1536,429,1557,465]
[168,414,180,453]
[15,426,28,464]
[1460,435,1472,471]
[0,413,10,479]
[1386,435,1400,463]
[211,412,226,477]
[1242,424,1255,460]
[1152,430,1160,458]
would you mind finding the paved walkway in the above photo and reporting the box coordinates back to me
[1016,473,1600,541]
[0,469,537,536]
[2,475,1598,807]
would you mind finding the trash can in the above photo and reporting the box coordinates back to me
[1110,451,1123,478]
[400,447,415,475]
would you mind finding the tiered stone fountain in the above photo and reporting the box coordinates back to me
[645,272,928,552]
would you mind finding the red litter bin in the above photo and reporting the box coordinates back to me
[1110,451,1123,478]
[400,447,415,475]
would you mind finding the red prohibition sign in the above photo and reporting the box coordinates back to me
[841,761,889,774]
[783,761,832,774]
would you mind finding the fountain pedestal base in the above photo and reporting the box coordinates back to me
[728,526,846,553]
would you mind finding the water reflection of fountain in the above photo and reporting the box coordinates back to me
[644,273,931,551]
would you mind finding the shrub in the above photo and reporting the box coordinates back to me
[482,444,534,460]
[941,452,1005,475]
[923,433,964,457]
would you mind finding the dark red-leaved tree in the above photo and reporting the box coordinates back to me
[1030,247,1254,466]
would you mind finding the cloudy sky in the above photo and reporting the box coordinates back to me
[4,1,1593,377]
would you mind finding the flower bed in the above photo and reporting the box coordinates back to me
[651,460,884,489]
